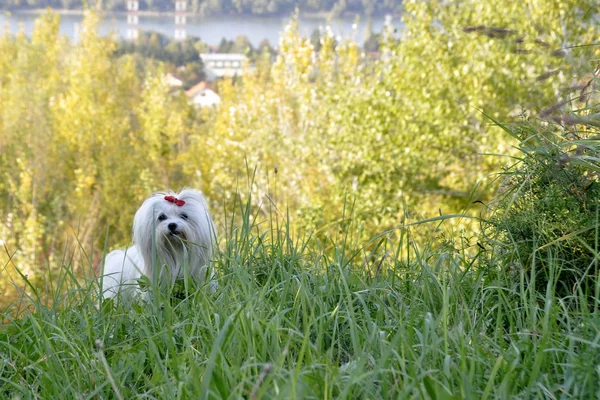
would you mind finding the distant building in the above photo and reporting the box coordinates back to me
[165,73,184,87]
[185,81,220,107]
[200,53,247,80]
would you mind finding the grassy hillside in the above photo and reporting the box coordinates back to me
[1,193,599,398]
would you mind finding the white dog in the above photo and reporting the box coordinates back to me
[100,189,215,299]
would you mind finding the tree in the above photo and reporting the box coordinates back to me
[363,32,379,52]
[310,27,322,52]
[230,34,253,54]
[217,37,233,53]
[197,2,599,240]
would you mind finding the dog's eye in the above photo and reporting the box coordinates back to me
[180,213,188,220]
[157,213,167,222]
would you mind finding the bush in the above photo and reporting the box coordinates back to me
[484,107,600,297]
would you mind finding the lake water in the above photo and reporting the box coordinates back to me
[0,11,400,46]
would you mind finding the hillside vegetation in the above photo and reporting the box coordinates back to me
[1,1,597,300]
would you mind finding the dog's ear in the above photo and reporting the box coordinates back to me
[132,198,159,271]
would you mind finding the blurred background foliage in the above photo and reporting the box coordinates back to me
[0,0,598,302]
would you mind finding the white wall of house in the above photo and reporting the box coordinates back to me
[190,88,221,107]
[200,53,246,79]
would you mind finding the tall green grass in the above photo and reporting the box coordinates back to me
[1,190,599,399]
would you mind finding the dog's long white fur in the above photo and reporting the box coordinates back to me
[101,189,215,299]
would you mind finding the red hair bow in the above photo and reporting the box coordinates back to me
[164,195,185,206]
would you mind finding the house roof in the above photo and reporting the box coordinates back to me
[185,81,210,98]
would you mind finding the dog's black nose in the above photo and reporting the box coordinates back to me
[168,222,178,233]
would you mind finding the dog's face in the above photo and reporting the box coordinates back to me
[151,200,193,246]
[132,189,214,277]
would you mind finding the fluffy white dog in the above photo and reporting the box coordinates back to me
[100,189,215,299]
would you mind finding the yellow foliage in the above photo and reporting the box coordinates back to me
[0,4,598,306]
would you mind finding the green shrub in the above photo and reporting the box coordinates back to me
[484,112,600,298]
